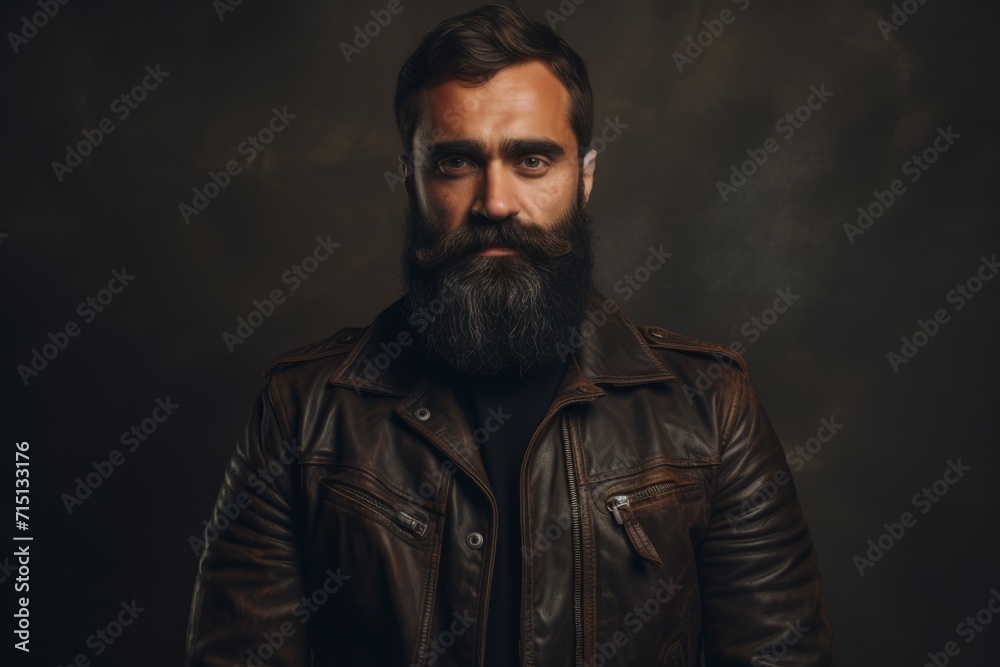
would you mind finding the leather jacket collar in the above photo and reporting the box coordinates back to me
[327,289,677,397]
[321,289,678,493]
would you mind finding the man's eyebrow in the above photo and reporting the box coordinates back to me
[500,137,566,159]
[426,139,485,157]
[426,138,567,160]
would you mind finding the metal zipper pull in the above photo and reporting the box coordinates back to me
[607,495,664,568]
[337,484,429,538]
[396,509,428,537]
[609,495,630,525]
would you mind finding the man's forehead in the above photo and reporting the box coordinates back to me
[412,60,574,149]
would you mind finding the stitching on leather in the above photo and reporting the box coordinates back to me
[615,315,673,377]
[570,411,599,664]
[318,482,435,550]
[521,419,540,666]
[587,455,721,484]
[299,457,445,514]
[266,378,295,447]
[411,502,445,666]
[626,519,658,558]
[713,373,747,505]
[641,326,748,377]
[719,372,746,452]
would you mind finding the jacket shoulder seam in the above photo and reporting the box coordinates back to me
[638,325,749,377]
[263,326,366,381]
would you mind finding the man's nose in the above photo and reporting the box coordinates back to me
[472,162,520,220]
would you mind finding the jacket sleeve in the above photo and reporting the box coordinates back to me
[696,370,834,666]
[185,385,310,667]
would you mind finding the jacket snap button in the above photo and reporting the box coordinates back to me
[466,532,484,549]
[415,407,431,421]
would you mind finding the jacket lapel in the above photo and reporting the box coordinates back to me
[327,290,677,485]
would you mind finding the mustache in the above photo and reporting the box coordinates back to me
[413,215,574,269]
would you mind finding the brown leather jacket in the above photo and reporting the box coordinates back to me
[186,290,834,666]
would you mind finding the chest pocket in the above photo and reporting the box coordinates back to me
[591,461,715,568]
[307,461,445,552]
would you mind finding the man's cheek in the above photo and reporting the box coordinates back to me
[548,174,583,225]
[529,182,564,217]
[423,201,464,234]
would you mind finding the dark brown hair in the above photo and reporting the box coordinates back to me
[394,3,594,161]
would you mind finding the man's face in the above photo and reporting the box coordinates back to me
[401,59,598,377]
[408,59,595,237]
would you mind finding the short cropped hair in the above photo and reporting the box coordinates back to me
[394,3,594,160]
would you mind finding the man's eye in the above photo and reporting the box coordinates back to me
[437,157,472,174]
[520,157,549,172]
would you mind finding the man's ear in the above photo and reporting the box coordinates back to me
[581,148,597,206]
[398,153,413,201]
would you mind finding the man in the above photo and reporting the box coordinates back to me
[186,4,834,666]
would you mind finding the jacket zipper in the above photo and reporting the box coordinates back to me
[517,391,602,667]
[606,481,698,567]
[334,483,428,537]
[606,481,686,520]
[561,412,584,667]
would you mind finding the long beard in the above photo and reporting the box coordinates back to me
[401,179,595,377]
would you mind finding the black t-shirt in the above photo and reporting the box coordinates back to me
[443,360,567,666]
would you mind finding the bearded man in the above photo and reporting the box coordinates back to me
[186,4,834,666]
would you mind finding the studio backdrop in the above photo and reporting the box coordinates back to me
[2,0,998,665]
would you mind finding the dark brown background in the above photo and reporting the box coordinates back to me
[3,0,998,664]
